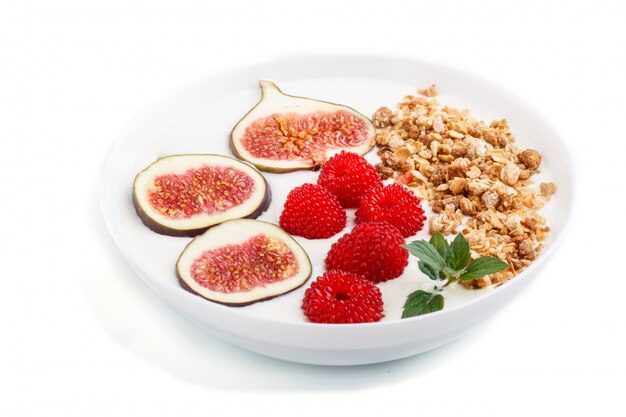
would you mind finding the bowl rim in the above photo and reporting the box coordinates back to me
[99,53,578,330]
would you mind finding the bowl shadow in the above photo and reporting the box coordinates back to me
[86,190,481,392]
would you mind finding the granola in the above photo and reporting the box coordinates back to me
[373,86,557,288]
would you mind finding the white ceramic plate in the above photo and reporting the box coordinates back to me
[100,55,575,365]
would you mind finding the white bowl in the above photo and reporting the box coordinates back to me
[100,55,575,365]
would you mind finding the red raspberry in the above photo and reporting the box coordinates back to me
[325,222,408,283]
[355,183,426,237]
[279,184,346,239]
[301,271,384,324]
[317,151,383,208]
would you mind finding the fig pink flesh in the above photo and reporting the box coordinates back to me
[240,110,369,161]
[148,166,255,218]
[190,234,300,293]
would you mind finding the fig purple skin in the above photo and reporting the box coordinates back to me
[132,154,271,237]
[230,80,376,173]
[176,219,312,306]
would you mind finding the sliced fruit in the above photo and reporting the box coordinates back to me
[133,154,270,237]
[176,219,312,306]
[230,80,376,172]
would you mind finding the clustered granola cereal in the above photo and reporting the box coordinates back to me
[372,87,557,289]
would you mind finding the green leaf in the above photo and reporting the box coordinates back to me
[402,241,446,270]
[446,233,471,271]
[460,257,510,280]
[418,261,442,281]
[402,290,445,318]
[429,232,449,258]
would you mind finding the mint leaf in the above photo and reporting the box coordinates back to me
[446,233,471,271]
[402,290,445,318]
[429,232,449,258]
[460,257,509,280]
[402,241,446,270]
[418,261,445,281]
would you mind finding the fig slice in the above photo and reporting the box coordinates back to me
[133,154,270,237]
[176,219,312,306]
[230,81,376,172]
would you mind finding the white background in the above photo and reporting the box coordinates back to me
[1,0,625,416]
